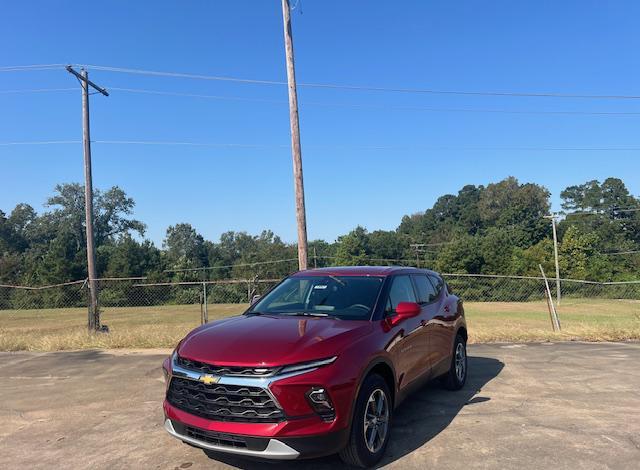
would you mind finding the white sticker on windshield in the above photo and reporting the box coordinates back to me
[313,284,328,290]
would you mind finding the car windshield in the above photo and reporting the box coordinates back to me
[247,276,383,320]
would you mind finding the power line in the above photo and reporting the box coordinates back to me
[0,87,77,95]
[81,64,286,85]
[109,87,284,104]
[0,140,82,146]
[163,258,299,273]
[3,62,640,100]
[564,207,640,216]
[108,87,640,116]
[3,140,640,152]
[70,64,640,100]
[4,85,640,116]
[601,250,640,255]
[0,64,67,72]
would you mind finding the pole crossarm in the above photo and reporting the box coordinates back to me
[65,65,109,96]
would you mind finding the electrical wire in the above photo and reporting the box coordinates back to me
[0,87,76,94]
[75,64,640,100]
[110,87,640,116]
[3,63,640,100]
[3,140,640,152]
[7,85,640,116]
[601,250,640,255]
[0,64,67,72]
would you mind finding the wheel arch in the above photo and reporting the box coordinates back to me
[357,357,397,408]
[457,325,468,343]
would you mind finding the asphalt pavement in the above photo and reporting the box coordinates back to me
[1,342,639,469]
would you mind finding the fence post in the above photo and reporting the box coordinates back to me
[202,282,208,324]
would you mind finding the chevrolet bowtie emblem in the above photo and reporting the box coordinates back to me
[199,374,220,385]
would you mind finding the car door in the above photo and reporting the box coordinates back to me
[385,274,426,388]
[411,274,441,372]
[426,274,455,374]
[384,275,429,388]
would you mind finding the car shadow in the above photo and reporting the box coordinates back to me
[206,355,504,469]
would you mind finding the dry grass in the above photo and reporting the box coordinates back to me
[0,299,638,351]
[467,299,640,343]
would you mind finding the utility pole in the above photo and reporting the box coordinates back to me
[281,0,308,271]
[544,214,562,305]
[410,244,427,268]
[66,66,109,332]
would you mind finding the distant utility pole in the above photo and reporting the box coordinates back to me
[65,66,109,332]
[544,214,561,305]
[281,0,309,271]
[410,244,427,268]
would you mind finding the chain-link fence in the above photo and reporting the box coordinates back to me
[2,272,639,350]
[2,274,639,310]
[443,274,640,302]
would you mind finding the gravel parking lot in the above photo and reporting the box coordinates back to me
[1,342,639,469]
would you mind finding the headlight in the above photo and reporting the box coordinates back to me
[279,356,338,375]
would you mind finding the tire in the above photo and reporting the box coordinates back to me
[339,374,392,468]
[441,333,468,391]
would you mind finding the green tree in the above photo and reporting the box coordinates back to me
[559,226,600,280]
[164,223,208,276]
[334,226,370,265]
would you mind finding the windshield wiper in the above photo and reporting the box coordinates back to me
[279,311,339,319]
[245,310,263,316]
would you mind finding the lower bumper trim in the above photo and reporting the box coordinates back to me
[164,419,300,460]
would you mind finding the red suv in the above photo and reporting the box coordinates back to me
[162,266,467,467]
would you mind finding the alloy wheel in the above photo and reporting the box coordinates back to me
[363,388,389,453]
[455,341,466,383]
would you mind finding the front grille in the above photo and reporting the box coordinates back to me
[167,377,285,423]
[185,425,247,449]
[176,356,280,377]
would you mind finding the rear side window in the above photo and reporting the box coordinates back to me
[385,275,417,312]
[412,275,438,303]
[428,274,445,297]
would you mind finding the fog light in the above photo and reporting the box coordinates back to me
[306,387,335,421]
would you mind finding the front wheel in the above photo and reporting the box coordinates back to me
[441,333,467,390]
[339,374,392,468]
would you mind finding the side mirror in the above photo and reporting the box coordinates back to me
[388,301,421,327]
[251,294,261,305]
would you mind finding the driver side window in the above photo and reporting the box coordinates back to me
[385,275,417,313]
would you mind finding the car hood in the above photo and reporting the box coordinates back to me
[177,314,372,367]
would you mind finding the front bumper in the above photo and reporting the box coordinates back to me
[164,419,300,459]
[164,418,349,460]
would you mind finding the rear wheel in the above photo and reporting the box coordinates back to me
[441,333,467,390]
[339,374,392,468]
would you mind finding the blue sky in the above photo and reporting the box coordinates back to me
[1,0,639,246]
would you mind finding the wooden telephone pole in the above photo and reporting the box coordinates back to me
[66,66,109,331]
[281,0,309,271]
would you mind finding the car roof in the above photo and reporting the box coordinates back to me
[292,266,439,277]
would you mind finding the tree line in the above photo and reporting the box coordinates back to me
[1,176,639,287]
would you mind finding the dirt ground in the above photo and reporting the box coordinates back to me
[1,342,639,469]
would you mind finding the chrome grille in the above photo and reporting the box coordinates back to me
[176,356,280,377]
[167,377,285,423]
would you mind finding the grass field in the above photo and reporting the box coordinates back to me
[0,299,638,351]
